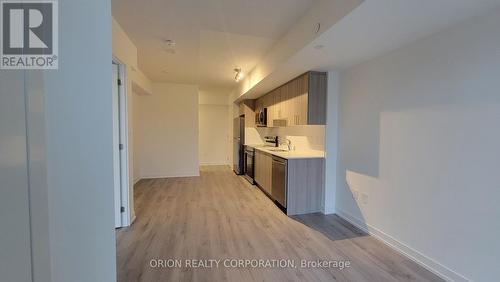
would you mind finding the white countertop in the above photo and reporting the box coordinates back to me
[246,144,325,160]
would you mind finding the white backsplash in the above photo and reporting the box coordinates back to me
[246,125,325,151]
[244,127,263,145]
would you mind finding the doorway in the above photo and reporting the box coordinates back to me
[112,60,130,228]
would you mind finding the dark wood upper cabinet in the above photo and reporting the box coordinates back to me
[307,71,327,125]
[253,71,327,127]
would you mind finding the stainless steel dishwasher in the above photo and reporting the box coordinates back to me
[272,156,287,208]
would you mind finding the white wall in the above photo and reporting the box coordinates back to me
[198,90,231,166]
[135,83,199,177]
[112,17,153,221]
[231,0,363,100]
[0,72,33,282]
[324,71,340,214]
[112,18,137,69]
[132,91,142,183]
[199,89,230,105]
[199,105,230,165]
[1,2,116,281]
[336,10,500,282]
[112,18,137,222]
[42,1,116,281]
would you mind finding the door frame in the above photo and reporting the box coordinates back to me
[112,57,131,228]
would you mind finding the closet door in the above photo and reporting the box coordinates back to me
[0,70,33,282]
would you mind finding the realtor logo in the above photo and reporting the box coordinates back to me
[1,0,58,69]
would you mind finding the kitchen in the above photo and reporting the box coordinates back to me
[233,71,327,215]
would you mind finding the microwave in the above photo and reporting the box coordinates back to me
[255,108,267,127]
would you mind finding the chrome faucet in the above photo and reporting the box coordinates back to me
[278,137,293,151]
[285,139,293,151]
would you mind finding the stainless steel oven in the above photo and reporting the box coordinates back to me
[243,146,255,184]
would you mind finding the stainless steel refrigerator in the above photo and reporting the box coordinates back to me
[233,115,245,175]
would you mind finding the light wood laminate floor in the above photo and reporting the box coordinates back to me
[116,166,443,282]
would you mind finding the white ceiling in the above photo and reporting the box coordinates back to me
[237,0,500,101]
[112,0,315,93]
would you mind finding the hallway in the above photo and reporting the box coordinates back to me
[116,166,442,282]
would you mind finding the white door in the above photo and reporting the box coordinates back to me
[0,70,33,281]
[112,63,122,228]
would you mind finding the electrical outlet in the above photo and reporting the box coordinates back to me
[361,193,368,205]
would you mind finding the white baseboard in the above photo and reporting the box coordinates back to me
[336,209,470,282]
[133,177,142,185]
[322,205,336,215]
[199,162,231,166]
[140,173,200,179]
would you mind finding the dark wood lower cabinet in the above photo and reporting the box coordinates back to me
[255,151,324,216]
[254,150,273,196]
[286,158,324,215]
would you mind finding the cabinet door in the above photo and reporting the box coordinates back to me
[255,151,273,195]
[242,100,255,128]
[286,76,304,126]
[264,154,273,195]
[239,102,245,115]
[265,91,276,127]
[263,155,266,188]
[278,85,287,122]
[297,73,309,125]
[308,72,327,125]
[286,79,298,126]
[262,153,268,193]
[255,97,263,113]
[254,151,263,186]
[273,88,281,120]
[271,86,291,127]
